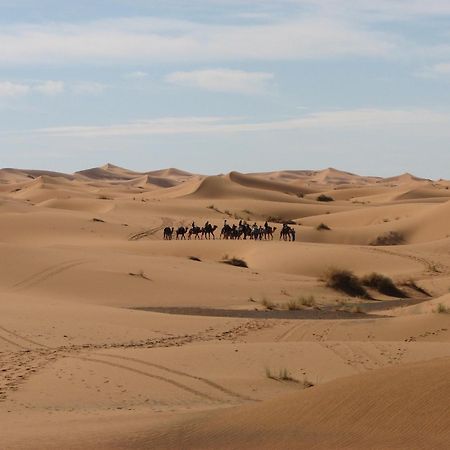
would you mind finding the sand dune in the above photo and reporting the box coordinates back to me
[1,164,449,449]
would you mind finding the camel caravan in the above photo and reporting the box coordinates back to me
[163,220,296,241]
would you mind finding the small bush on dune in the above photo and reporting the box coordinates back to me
[371,231,405,246]
[189,256,202,262]
[261,297,277,310]
[401,279,431,297]
[265,368,314,387]
[317,194,334,202]
[317,223,331,231]
[324,268,370,298]
[222,257,248,268]
[361,273,407,298]
[436,303,450,314]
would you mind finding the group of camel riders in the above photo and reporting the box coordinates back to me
[163,219,296,241]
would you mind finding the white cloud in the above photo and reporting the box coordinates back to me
[34,80,65,95]
[0,81,30,97]
[165,69,274,94]
[0,16,395,66]
[71,81,107,94]
[125,71,149,79]
[418,62,450,79]
[29,108,450,138]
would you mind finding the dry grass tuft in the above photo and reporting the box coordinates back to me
[436,303,450,314]
[317,194,334,202]
[222,257,248,268]
[188,256,202,262]
[317,222,331,231]
[128,270,152,281]
[261,297,277,310]
[371,231,405,246]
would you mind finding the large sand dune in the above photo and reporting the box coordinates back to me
[1,164,449,449]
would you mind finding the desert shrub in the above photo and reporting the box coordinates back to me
[92,217,105,223]
[265,368,298,383]
[317,194,334,202]
[324,268,370,298]
[261,297,276,310]
[128,270,151,281]
[188,256,202,262]
[371,231,405,246]
[317,223,331,231]
[300,295,316,307]
[436,303,450,314]
[266,216,296,225]
[361,273,407,297]
[350,305,364,314]
[207,204,223,213]
[401,279,431,297]
[222,257,248,268]
[286,299,303,310]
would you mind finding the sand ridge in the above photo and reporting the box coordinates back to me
[1,164,449,449]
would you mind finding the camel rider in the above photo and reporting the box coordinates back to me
[204,221,209,229]
[264,221,269,229]
[239,219,242,227]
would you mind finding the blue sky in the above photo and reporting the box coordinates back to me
[0,0,449,178]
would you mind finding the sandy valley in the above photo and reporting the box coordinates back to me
[1,164,449,449]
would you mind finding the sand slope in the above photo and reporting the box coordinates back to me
[1,164,449,450]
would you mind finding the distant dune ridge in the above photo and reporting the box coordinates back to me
[1,163,449,450]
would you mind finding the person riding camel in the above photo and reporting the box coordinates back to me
[264,221,269,229]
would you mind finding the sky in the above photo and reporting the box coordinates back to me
[0,0,449,178]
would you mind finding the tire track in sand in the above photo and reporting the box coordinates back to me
[92,353,256,402]
[77,356,224,403]
[11,259,91,291]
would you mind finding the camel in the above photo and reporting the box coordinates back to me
[280,225,296,241]
[176,226,187,240]
[202,224,218,240]
[163,227,174,240]
[263,226,277,240]
[188,226,202,240]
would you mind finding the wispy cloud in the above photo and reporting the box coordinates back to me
[27,109,450,138]
[70,81,107,95]
[165,69,274,94]
[0,81,30,97]
[0,16,395,66]
[418,62,450,79]
[124,71,149,79]
[34,80,65,95]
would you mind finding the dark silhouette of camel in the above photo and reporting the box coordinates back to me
[202,224,218,240]
[263,226,277,240]
[280,225,296,241]
[176,226,187,240]
[188,226,202,240]
[163,227,174,240]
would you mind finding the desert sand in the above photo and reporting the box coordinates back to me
[1,164,449,449]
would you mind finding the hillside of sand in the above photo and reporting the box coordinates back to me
[1,164,449,449]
